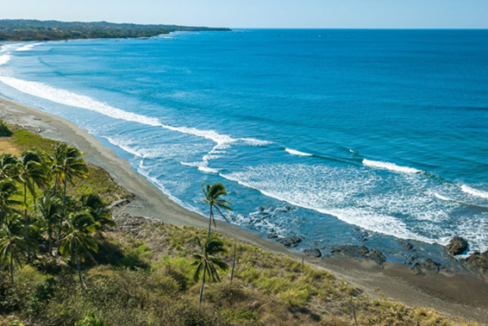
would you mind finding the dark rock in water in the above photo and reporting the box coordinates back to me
[267,232,278,239]
[462,251,488,276]
[330,245,386,265]
[303,248,321,258]
[421,259,440,273]
[277,236,303,248]
[445,237,469,256]
[400,240,414,251]
[258,206,266,212]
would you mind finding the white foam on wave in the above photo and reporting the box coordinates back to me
[434,193,452,201]
[363,159,421,174]
[16,43,43,52]
[0,54,11,66]
[219,163,485,246]
[105,137,144,158]
[0,75,271,173]
[285,148,313,157]
[181,161,219,174]
[461,185,488,200]
[0,76,162,126]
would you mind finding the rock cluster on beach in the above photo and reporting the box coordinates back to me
[329,245,386,266]
[445,237,469,256]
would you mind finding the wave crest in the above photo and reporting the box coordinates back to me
[363,159,421,174]
[285,148,313,157]
[461,185,488,200]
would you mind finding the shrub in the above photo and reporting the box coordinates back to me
[0,119,12,136]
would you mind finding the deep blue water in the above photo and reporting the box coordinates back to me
[1,29,487,259]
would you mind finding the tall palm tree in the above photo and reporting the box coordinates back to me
[51,143,89,215]
[80,194,115,229]
[0,214,36,285]
[60,211,99,287]
[0,179,22,225]
[37,195,63,256]
[201,183,232,240]
[201,183,238,287]
[191,236,229,304]
[15,151,48,261]
[0,154,19,179]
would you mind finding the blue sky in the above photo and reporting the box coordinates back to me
[2,0,488,29]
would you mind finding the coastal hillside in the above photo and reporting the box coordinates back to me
[0,119,482,325]
[0,19,230,41]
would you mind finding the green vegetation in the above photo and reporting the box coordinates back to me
[0,19,231,42]
[0,119,12,137]
[0,124,481,325]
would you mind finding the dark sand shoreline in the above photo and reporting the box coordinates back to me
[1,96,487,323]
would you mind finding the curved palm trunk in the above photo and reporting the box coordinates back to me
[199,260,208,304]
[10,249,14,286]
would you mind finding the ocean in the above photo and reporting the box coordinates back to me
[1,29,487,260]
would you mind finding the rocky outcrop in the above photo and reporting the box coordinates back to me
[303,248,322,258]
[421,259,440,273]
[462,251,488,276]
[277,236,303,248]
[445,237,469,256]
[330,245,386,266]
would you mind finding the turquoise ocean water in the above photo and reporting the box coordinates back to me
[1,29,487,259]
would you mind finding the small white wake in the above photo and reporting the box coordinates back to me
[363,159,421,174]
[461,185,488,200]
[285,148,313,157]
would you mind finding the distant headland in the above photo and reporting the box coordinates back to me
[0,19,231,41]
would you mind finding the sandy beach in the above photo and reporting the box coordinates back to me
[1,96,488,323]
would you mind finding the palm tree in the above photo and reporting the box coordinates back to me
[51,143,88,215]
[0,154,19,179]
[201,183,232,240]
[0,214,36,285]
[81,194,115,229]
[15,151,47,261]
[60,211,99,287]
[37,195,63,256]
[0,179,22,225]
[191,236,229,304]
[201,183,238,287]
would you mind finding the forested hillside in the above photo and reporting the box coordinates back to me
[0,19,230,41]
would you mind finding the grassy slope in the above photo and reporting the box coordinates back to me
[0,126,481,326]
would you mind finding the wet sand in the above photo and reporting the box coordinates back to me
[1,96,487,324]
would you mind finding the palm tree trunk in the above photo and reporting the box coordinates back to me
[62,171,67,216]
[10,250,14,286]
[77,252,83,287]
[207,205,213,241]
[24,183,31,263]
[53,175,58,196]
[230,240,237,287]
[48,229,52,256]
[199,260,207,305]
